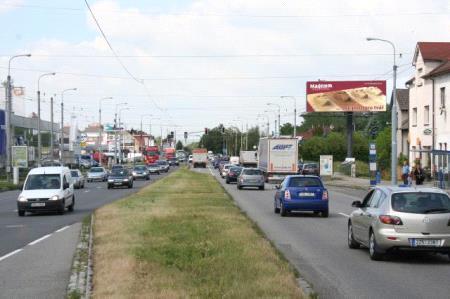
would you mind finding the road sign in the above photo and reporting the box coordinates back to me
[320,155,333,176]
[12,146,28,168]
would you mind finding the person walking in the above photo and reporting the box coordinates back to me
[401,161,410,185]
[414,164,425,185]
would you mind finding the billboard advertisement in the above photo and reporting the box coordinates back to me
[320,155,333,176]
[306,81,386,112]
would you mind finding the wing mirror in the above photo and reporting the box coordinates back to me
[351,200,362,208]
[275,184,281,190]
[63,182,70,189]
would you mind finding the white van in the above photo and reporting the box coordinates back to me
[17,167,75,216]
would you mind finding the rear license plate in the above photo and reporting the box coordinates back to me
[31,202,45,207]
[299,192,315,197]
[114,182,122,185]
[409,239,442,247]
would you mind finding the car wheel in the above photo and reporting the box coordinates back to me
[237,185,242,190]
[146,176,150,180]
[274,200,280,214]
[68,196,75,212]
[369,230,384,261]
[259,185,265,190]
[226,179,230,184]
[107,184,111,189]
[128,183,133,188]
[347,222,360,249]
[81,183,85,189]
[18,210,25,217]
[321,210,329,218]
[280,201,288,217]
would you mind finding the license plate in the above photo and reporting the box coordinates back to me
[299,192,315,197]
[409,239,442,247]
[114,182,122,185]
[31,202,45,207]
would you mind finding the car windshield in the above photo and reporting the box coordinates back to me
[230,167,242,173]
[289,177,322,188]
[25,174,61,190]
[149,164,158,167]
[243,169,262,175]
[111,170,127,176]
[70,171,79,177]
[304,164,317,169]
[90,167,104,173]
[157,161,167,165]
[391,192,450,214]
[134,166,146,171]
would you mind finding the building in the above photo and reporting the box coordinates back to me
[392,89,409,158]
[407,42,450,173]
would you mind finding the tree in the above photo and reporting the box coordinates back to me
[375,127,391,171]
[175,140,183,150]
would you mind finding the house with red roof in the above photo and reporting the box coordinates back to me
[406,42,450,171]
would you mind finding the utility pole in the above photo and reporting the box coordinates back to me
[245,122,248,150]
[114,112,118,163]
[50,96,54,159]
[37,72,55,166]
[60,88,77,163]
[98,97,112,166]
[281,96,297,138]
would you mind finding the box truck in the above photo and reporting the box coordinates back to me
[258,137,298,182]
[192,148,208,168]
[239,151,257,167]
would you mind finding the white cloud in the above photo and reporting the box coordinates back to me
[0,0,24,14]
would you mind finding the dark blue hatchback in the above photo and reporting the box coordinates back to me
[274,175,328,217]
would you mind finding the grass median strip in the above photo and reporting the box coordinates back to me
[92,167,303,298]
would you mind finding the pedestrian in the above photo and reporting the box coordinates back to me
[407,171,413,186]
[401,160,410,185]
[414,164,425,185]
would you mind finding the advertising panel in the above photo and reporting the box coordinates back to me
[12,146,28,168]
[306,81,386,112]
[320,155,333,176]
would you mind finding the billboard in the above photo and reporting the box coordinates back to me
[12,146,28,168]
[319,155,333,176]
[306,81,386,112]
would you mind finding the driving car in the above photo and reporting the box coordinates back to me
[225,166,243,184]
[348,186,450,261]
[274,175,328,217]
[107,169,134,189]
[17,167,75,216]
[111,164,124,171]
[86,166,108,182]
[147,163,161,175]
[168,157,179,166]
[299,162,320,176]
[132,165,150,180]
[237,168,265,190]
[157,160,170,173]
[70,169,85,189]
[220,164,233,178]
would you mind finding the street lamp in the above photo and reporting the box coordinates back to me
[367,37,397,185]
[118,107,130,164]
[264,109,279,136]
[5,53,31,182]
[113,103,127,163]
[37,72,56,166]
[257,114,270,137]
[267,103,281,137]
[281,96,297,138]
[60,88,77,162]
[98,97,113,165]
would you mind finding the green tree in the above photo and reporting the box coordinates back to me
[175,140,183,150]
[375,127,391,171]
[353,132,369,162]
[299,136,328,161]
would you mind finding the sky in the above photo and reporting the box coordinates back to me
[0,0,449,141]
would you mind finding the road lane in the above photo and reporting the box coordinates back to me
[198,166,450,299]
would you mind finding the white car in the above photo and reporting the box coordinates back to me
[17,167,75,216]
[87,166,108,182]
[221,164,234,178]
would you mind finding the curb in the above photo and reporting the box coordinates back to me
[67,214,94,299]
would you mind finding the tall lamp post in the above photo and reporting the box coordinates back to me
[281,96,297,138]
[367,37,397,185]
[118,107,130,163]
[5,53,31,182]
[257,114,270,137]
[114,103,127,163]
[37,72,56,166]
[98,97,113,166]
[60,88,77,162]
[267,103,281,137]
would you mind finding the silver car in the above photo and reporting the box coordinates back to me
[221,164,233,178]
[86,167,108,182]
[348,186,450,261]
[237,168,265,190]
[70,169,85,189]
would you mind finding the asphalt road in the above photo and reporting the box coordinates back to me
[0,169,172,257]
[198,166,450,299]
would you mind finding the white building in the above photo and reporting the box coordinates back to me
[407,42,450,173]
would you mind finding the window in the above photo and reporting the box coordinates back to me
[25,174,61,190]
[362,190,375,207]
[424,105,430,125]
[441,87,446,108]
[288,177,323,188]
[412,107,418,126]
[418,68,423,73]
[391,192,450,214]
[371,191,386,208]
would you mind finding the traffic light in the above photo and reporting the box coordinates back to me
[221,126,225,134]
[205,128,209,135]
[184,132,188,139]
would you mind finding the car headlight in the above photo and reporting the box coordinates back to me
[18,196,28,202]
[132,171,137,175]
[49,195,60,201]
[123,179,129,182]
[108,179,114,182]
[142,172,147,175]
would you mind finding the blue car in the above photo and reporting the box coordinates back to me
[274,175,329,217]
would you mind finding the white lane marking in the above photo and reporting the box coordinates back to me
[84,190,91,193]
[28,234,52,246]
[96,186,102,189]
[6,224,25,228]
[56,225,70,233]
[0,249,23,262]
[338,212,350,218]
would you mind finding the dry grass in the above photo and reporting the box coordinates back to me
[92,168,303,298]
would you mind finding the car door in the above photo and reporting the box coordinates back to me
[275,178,287,206]
[352,189,375,242]
[358,190,383,245]
[62,175,71,207]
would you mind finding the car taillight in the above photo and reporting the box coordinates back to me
[322,191,328,200]
[379,215,403,225]
[284,190,291,200]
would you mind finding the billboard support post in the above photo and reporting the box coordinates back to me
[346,112,353,158]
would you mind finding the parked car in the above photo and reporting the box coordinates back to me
[132,165,150,180]
[226,166,243,184]
[274,175,328,217]
[168,157,179,166]
[70,169,85,189]
[147,163,161,175]
[237,168,265,190]
[221,164,234,178]
[17,167,75,216]
[348,186,450,261]
[299,162,319,176]
[87,167,108,182]
[157,160,170,172]
[107,169,134,189]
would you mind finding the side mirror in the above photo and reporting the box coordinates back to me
[275,185,281,190]
[351,200,362,208]
[64,182,70,189]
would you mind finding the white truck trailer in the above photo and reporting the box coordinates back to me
[257,137,298,182]
[192,148,208,168]
[239,150,258,167]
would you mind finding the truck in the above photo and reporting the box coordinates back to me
[143,146,160,164]
[239,150,258,167]
[192,148,208,168]
[258,137,298,182]
[230,156,240,165]
[164,147,176,160]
